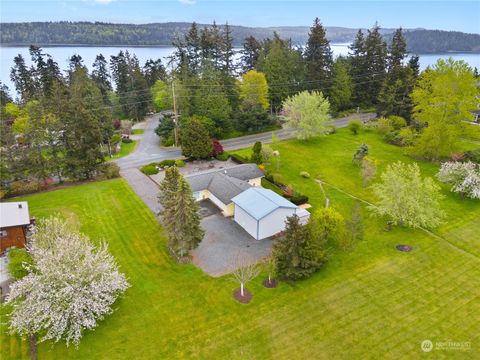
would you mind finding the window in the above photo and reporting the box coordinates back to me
[0,230,7,237]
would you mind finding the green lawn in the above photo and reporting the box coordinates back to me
[106,140,137,160]
[1,128,479,359]
[132,129,145,135]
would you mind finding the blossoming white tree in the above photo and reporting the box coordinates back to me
[436,161,480,199]
[369,161,445,228]
[6,217,129,359]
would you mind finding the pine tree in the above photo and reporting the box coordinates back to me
[10,54,36,103]
[348,30,368,105]
[92,54,112,102]
[329,57,353,112]
[273,215,325,281]
[303,18,333,94]
[143,58,166,87]
[364,23,387,105]
[241,36,262,73]
[158,166,181,212]
[181,116,213,159]
[171,177,204,257]
[251,141,263,164]
[221,22,234,77]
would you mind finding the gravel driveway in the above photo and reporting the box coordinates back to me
[191,213,273,277]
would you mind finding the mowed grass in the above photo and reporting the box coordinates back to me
[1,127,479,358]
[106,140,137,160]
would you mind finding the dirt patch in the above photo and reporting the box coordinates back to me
[263,278,278,288]
[233,288,252,304]
[396,244,413,252]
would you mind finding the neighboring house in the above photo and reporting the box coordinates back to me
[471,110,480,123]
[0,202,32,254]
[186,164,264,216]
[232,187,310,240]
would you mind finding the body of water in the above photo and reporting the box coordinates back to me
[1,44,479,96]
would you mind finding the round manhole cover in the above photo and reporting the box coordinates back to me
[396,245,413,252]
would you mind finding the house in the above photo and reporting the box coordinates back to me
[232,187,310,240]
[471,110,480,123]
[0,202,32,254]
[186,164,264,216]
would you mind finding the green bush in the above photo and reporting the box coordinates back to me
[326,124,337,134]
[10,180,44,196]
[159,159,176,167]
[287,192,309,205]
[141,164,159,175]
[230,153,248,164]
[216,152,230,161]
[388,115,407,130]
[376,117,394,135]
[97,162,120,179]
[122,137,133,143]
[348,120,363,135]
[110,134,121,144]
[300,171,311,178]
[8,248,32,279]
[465,148,480,163]
[174,159,185,167]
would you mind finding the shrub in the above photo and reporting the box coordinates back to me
[251,141,263,164]
[288,193,309,205]
[376,117,393,135]
[325,124,337,134]
[388,115,407,130]
[174,159,185,167]
[300,171,311,178]
[97,163,120,179]
[10,180,44,196]
[230,153,248,164]
[141,164,159,175]
[465,148,480,163]
[261,146,273,163]
[211,139,224,157]
[159,159,176,167]
[353,143,369,164]
[216,152,230,161]
[383,130,400,145]
[348,120,362,135]
[7,248,32,279]
[122,137,133,144]
[397,127,416,146]
[110,134,121,144]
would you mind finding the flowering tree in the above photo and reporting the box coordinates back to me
[437,161,480,199]
[369,161,444,228]
[281,90,330,140]
[6,218,129,358]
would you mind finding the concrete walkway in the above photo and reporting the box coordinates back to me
[120,168,162,216]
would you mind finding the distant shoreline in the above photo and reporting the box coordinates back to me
[1,43,479,55]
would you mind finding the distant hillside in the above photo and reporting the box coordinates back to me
[1,22,479,53]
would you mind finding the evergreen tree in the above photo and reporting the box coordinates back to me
[158,166,181,221]
[184,22,202,75]
[221,22,234,76]
[181,116,213,159]
[348,30,368,105]
[92,54,112,102]
[143,58,166,87]
[303,18,333,94]
[329,57,353,112]
[170,177,204,257]
[251,141,263,164]
[241,36,261,73]
[10,54,36,103]
[364,23,387,105]
[273,215,325,281]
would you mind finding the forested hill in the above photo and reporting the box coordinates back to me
[1,22,479,53]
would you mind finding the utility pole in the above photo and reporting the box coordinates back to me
[171,62,180,147]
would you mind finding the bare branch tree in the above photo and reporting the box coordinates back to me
[229,253,260,297]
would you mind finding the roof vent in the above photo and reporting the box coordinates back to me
[18,204,22,209]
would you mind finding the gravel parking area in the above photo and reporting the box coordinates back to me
[191,213,273,277]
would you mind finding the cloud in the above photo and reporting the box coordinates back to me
[89,0,117,4]
[178,0,196,5]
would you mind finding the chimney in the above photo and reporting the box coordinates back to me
[18,203,22,209]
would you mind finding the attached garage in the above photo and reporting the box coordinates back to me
[232,188,309,240]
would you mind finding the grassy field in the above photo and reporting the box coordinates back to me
[106,140,137,160]
[132,129,145,135]
[1,128,479,359]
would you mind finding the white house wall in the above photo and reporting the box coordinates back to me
[234,204,259,239]
[258,207,296,240]
[208,192,231,216]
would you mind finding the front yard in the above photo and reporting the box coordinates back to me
[1,127,479,359]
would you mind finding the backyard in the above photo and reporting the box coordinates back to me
[1,128,479,359]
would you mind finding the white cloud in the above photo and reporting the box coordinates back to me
[178,0,196,5]
[89,0,117,4]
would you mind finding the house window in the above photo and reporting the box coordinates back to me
[0,230,7,237]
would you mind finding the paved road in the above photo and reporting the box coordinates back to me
[115,112,376,170]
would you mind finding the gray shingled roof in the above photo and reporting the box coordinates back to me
[185,164,264,205]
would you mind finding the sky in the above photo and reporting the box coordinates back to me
[0,0,479,33]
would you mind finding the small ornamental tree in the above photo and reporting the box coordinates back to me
[211,139,224,157]
[251,141,263,164]
[181,117,213,159]
[273,215,326,281]
[348,119,362,135]
[369,161,445,228]
[281,91,331,140]
[436,161,480,199]
[353,143,369,164]
[230,253,260,302]
[6,218,129,358]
